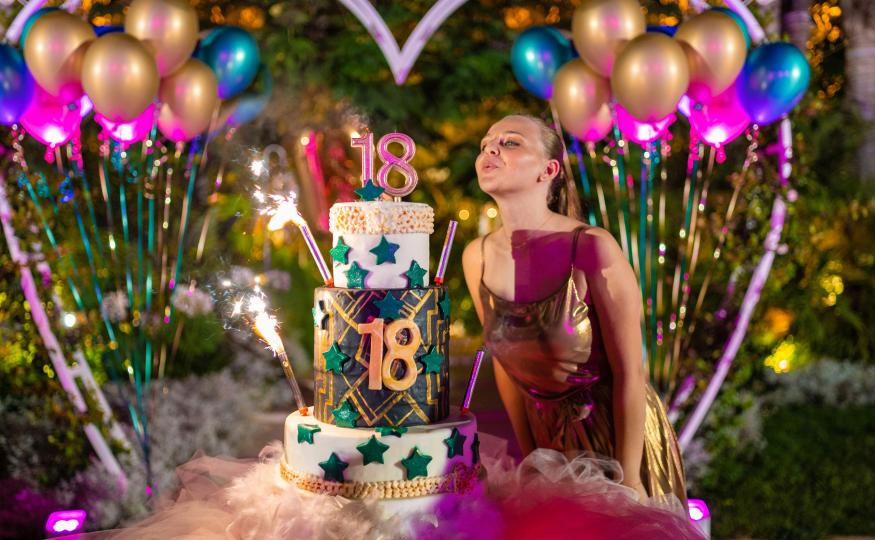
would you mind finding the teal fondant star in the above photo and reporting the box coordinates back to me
[312,300,328,329]
[356,435,390,465]
[375,426,408,438]
[401,447,432,480]
[355,179,385,201]
[318,452,349,482]
[297,424,321,445]
[345,261,369,288]
[471,433,480,464]
[438,293,451,318]
[329,236,351,264]
[443,427,467,458]
[322,342,350,373]
[404,260,427,288]
[332,400,361,428]
[369,235,400,265]
[418,345,444,374]
[373,291,404,319]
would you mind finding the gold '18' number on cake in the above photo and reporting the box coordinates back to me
[357,318,422,391]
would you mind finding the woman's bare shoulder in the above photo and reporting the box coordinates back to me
[462,236,486,275]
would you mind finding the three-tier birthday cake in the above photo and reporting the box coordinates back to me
[280,134,482,519]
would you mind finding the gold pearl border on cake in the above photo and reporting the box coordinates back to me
[280,458,484,499]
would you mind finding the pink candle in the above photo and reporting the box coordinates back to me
[460,349,485,414]
[434,220,457,285]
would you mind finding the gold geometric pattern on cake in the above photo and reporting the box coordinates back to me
[314,286,449,427]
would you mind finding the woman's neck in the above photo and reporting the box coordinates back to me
[494,195,554,234]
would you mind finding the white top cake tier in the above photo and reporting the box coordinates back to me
[328,201,434,289]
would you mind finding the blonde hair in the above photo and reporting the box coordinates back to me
[507,113,582,219]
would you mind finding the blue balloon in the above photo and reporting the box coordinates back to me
[647,25,678,37]
[736,42,810,125]
[93,25,124,37]
[227,64,272,127]
[196,26,260,100]
[511,26,573,100]
[711,7,751,50]
[20,7,60,49]
[0,44,35,126]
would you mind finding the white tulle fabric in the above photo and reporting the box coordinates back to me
[88,435,705,540]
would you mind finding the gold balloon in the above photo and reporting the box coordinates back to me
[553,59,611,140]
[157,59,218,141]
[571,0,645,77]
[611,33,689,123]
[125,0,199,76]
[81,34,159,122]
[23,11,95,102]
[675,11,747,104]
[564,102,614,142]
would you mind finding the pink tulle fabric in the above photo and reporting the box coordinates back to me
[86,435,705,540]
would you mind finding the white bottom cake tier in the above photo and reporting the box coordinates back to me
[282,408,482,514]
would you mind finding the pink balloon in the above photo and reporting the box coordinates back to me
[677,94,692,117]
[689,84,750,147]
[19,84,83,147]
[96,102,156,144]
[615,103,675,145]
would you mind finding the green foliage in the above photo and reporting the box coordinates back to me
[699,404,875,539]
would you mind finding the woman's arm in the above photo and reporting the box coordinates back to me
[579,228,647,492]
[462,239,536,455]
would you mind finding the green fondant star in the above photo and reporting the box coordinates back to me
[332,400,361,428]
[373,291,404,319]
[329,236,351,264]
[345,261,369,288]
[356,435,390,465]
[323,342,350,373]
[438,293,451,318]
[318,452,349,483]
[418,345,444,374]
[375,426,408,438]
[471,433,480,465]
[297,423,321,445]
[369,235,400,265]
[355,179,385,201]
[443,428,467,458]
[401,447,432,480]
[404,259,427,288]
[312,300,328,329]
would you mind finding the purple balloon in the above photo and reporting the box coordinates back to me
[20,85,82,147]
[96,102,156,144]
[616,103,675,145]
[689,85,750,147]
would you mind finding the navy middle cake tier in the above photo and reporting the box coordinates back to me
[313,286,450,427]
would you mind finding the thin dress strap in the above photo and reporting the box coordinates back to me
[570,226,586,270]
[480,232,491,284]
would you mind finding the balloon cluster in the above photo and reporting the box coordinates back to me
[0,0,272,146]
[511,0,810,148]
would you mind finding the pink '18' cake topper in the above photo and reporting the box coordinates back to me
[352,131,419,198]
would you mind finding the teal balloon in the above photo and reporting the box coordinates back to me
[0,44,35,125]
[711,7,751,50]
[227,64,272,126]
[20,7,60,49]
[736,42,810,125]
[196,26,260,100]
[511,26,573,100]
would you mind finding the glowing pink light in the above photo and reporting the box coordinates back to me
[687,499,710,522]
[45,509,86,535]
[96,103,156,144]
[615,103,675,145]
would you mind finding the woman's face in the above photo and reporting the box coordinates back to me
[476,116,556,198]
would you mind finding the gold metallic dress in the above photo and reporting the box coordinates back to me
[480,227,688,505]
